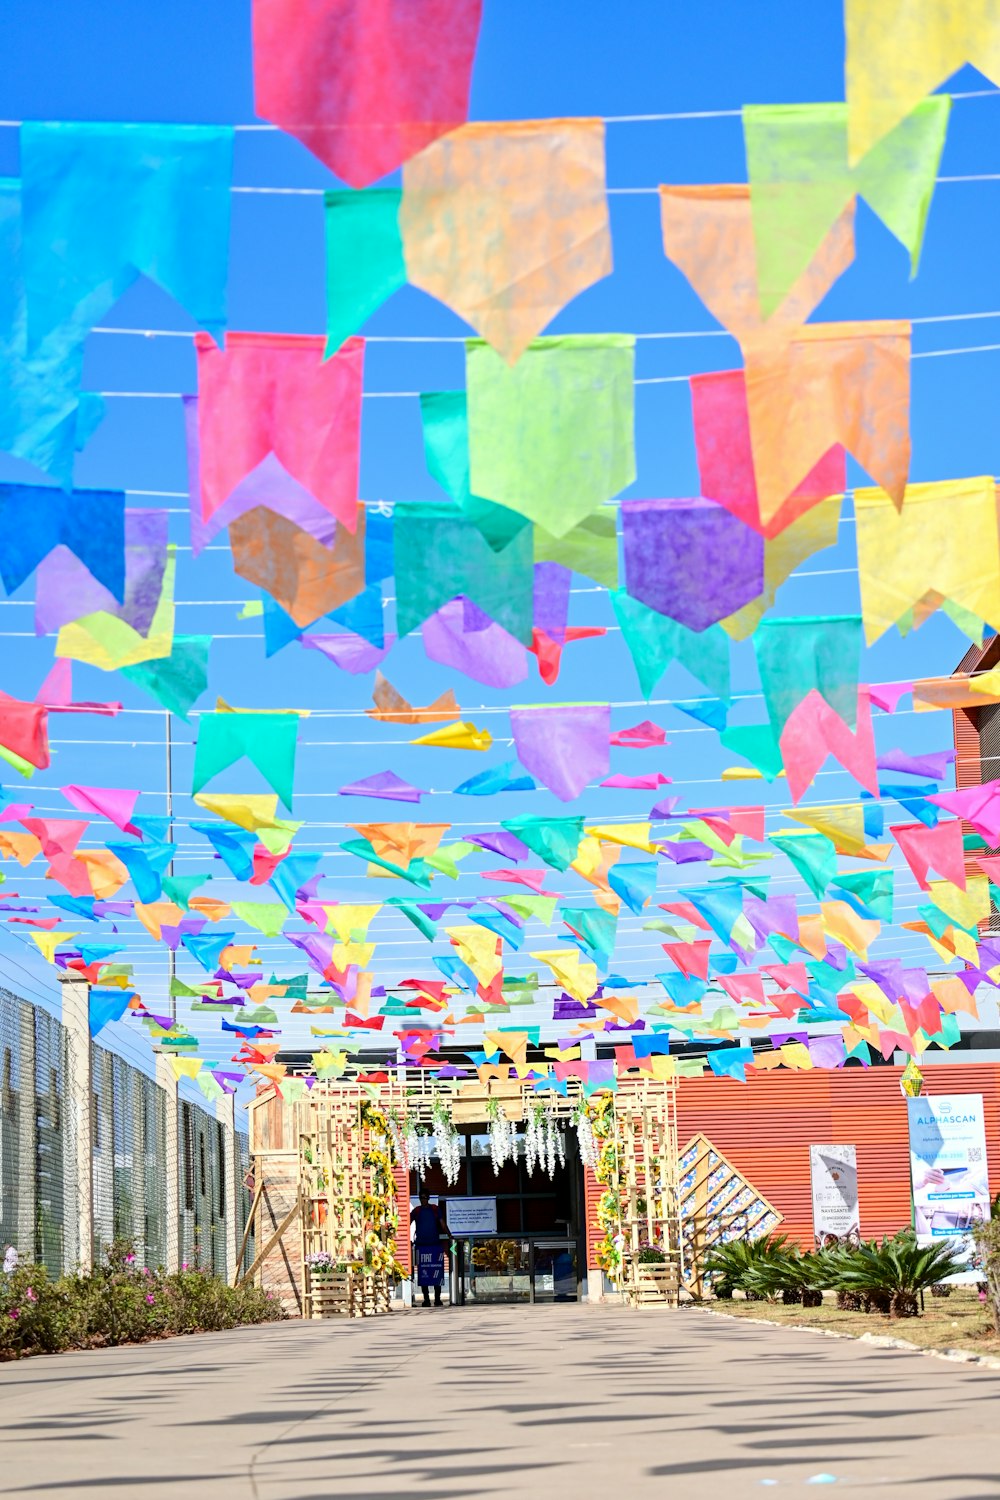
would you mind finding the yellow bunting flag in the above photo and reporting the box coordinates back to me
[411,721,493,751]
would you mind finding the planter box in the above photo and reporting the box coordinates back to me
[624,1261,680,1308]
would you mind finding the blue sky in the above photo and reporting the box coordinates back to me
[0,0,998,1082]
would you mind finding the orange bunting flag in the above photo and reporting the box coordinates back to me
[744,320,911,526]
[229,506,367,628]
[401,119,612,365]
[658,184,855,341]
[351,822,450,865]
[367,672,460,725]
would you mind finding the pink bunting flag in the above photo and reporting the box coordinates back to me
[0,802,33,822]
[20,817,89,896]
[509,703,610,802]
[869,681,911,712]
[890,819,966,892]
[610,721,667,748]
[927,784,1000,845]
[0,690,49,769]
[185,401,337,556]
[661,940,712,980]
[601,773,671,791]
[761,962,810,995]
[195,333,365,531]
[252,0,482,187]
[61,785,140,836]
[779,686,878,803]
[480,869,556,893]
[718,972,766,1006]
[34,660,122,717]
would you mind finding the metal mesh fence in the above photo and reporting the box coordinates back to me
[0,986,243,1280]
[35,1003,76,1276]
[0,988,78,1276]
[91,1044,169,1270]
[179,1100,230,1276]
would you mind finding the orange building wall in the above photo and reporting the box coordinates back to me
[584,1063,1000,1268]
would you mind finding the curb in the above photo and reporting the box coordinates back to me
[697,1305,1000,1371]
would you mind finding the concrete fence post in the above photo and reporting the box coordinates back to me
[216,1092,239,1282]
[16,1000,36,1262]
[58,972,93,1274]
[154,1052,181,1272]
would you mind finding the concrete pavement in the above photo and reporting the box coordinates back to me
[1,1305,999,1498]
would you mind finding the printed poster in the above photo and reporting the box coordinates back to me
[907,1093,990,1262]
[810,1144,860,1247]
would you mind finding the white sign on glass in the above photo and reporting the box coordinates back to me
[442,1197,498,1235]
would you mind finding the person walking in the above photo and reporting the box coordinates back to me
[410,1188,446,1307]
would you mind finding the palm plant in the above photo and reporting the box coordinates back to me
[702,1233,791,1300]
[741,1247,837,1308]
[834,1233,964,1318]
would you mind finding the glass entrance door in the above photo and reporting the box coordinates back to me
[530,1240,579,1302]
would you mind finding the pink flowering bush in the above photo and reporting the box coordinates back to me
[0,1240,282,1360]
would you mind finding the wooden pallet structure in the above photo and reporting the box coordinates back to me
[242,1080,409,1317]
[677,1132,783,1300]
[607,1079,684,1308]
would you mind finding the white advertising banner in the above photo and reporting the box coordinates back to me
[907,1094,990,1261]
[810,1144,860,1246]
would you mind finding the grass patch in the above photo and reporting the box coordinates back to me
[713,1288,1000,1359]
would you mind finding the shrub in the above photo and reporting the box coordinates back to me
[636,1246,667,1266]
[972,1215,1000,1334]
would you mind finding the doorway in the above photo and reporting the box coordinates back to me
[411,1122,584,1304]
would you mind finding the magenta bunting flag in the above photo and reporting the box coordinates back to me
[509,704,610,801]
[422,597,529,688]
[622,498,764,631]
[194,333,364,531]
[927,784,1000,845]
[61,785,140,836]
[252,0,482,187]
[691,368,846,538]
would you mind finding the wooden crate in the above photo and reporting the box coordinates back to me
[309,1270,394,1319]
